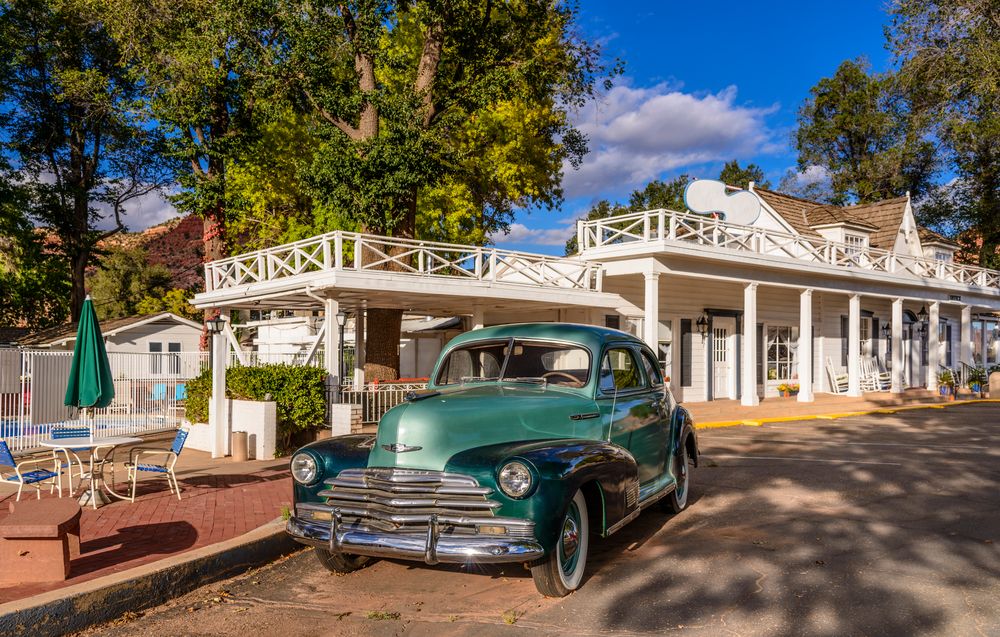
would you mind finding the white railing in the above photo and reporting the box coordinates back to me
[0,349,208,454]
[578,208,1000,290]
[205,232,601,293]
[340,380,429,424]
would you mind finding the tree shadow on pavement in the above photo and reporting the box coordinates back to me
[74,520,198,576]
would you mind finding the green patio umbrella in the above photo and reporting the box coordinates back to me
[64,296,114,438]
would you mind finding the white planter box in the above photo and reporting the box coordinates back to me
[183,399,277,459]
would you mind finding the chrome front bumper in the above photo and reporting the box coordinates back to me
[286,516,545,565]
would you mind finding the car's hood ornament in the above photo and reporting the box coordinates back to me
[382,443,423,453]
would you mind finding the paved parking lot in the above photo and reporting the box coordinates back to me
[82,403,1000,636]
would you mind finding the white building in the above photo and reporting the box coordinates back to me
[192,180,1000,454]
[15,312,203,354]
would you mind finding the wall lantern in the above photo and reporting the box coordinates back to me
[881,323,890,339]
[917,305,929,323]
[335,310,347,328]
[205,317,225,334]
[696,313,709,338]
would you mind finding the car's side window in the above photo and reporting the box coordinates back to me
[639,348,663,388]
[599,347,646,393]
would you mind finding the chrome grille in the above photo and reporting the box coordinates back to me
[302,468,534,538]
[625,480,639,509]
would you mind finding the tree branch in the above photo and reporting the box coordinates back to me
[302,87,362,140]
[414,22,445,127]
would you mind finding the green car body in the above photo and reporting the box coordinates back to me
[286,323,699,595]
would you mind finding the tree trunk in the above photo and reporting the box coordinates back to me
[69,251,88,321]
[364,308,402,381]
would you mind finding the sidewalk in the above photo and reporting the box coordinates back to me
[0,432,291,604]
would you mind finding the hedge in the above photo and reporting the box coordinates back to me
[185,364,327,454]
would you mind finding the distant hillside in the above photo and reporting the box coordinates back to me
[102,215,205,291]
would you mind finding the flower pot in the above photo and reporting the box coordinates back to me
[782,390,790,397]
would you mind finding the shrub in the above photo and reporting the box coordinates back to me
[185,364,328,453]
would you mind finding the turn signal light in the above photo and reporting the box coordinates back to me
[477,525,508,535]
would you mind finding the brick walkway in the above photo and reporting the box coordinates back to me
[0,436,291,604]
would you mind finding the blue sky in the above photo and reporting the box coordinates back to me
[494,0,896,254]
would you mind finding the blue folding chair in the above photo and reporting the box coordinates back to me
[0,440,62,501]
[151,383,167,401]
[175,383,187,401]
[125,429,189,501]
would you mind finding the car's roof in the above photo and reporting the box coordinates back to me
[444,322,643,352]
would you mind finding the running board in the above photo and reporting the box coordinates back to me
[604,482,676,537]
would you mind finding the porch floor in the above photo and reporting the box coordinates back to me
[685,389,985,425]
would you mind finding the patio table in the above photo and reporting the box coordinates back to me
[39,436,141,509]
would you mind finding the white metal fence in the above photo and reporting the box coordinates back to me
[0,349,208,454]
[340,381,428,424]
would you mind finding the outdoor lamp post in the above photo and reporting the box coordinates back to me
[206,316,225,369]
[696,313,709,339]
[917,305,929,339]
[336,310,347,383]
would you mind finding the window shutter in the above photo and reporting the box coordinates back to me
[756,323,764,381]
[946,325,953,366]
[871,317,880,359]
[680,319,692,387]
[841,316,848,367]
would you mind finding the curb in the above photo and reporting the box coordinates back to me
[694,398,999,430]
[0,518,299,637]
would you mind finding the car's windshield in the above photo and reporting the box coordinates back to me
[435,339,591,388]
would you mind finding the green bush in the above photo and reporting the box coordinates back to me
[185,364,328,454]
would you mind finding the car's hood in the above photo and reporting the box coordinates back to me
[367,384,601,471]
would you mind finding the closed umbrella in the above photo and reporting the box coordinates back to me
[64,296,114,440]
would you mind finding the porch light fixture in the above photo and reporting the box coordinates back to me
[335,310,347,381]
[881,323,890,339]
[205,317,225,334]
[696,313,709,338]
[917,305,929,323]
[335,310,347,327]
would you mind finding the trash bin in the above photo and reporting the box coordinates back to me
[232,431,249,462]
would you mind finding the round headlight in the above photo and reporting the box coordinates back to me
[498,461,533,498]
[291,453,318,484]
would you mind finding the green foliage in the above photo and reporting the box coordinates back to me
[718,160,771,190]
[186,364,328,453]
[0,0,173,319]
[794,59,936,206]
[888,0,1000,266]
[88,247,172,320]
[135,288,202,322]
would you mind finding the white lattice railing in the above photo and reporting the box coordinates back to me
[205,232,601,293]
[578,208,1000,289]
[340,380,429,424]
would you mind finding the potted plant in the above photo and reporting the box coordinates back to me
[937,370,954,398]
[789,383,800,396]
[967,366,987,396]
[777,383,791,397]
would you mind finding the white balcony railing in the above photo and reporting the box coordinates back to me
[204,232,601,293]
[578,208,1000,290]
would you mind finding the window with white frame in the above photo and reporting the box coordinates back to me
[935,251,952,262]
[657,320,672,378]
[844,233,867,261]
[859,318,872,357]
[765,326,799,382]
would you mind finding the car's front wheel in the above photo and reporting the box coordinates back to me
[530,489,589,597]
[314,548,371,574]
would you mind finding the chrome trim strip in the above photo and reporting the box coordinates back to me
[287,517,544,565]
[296,502,533,528]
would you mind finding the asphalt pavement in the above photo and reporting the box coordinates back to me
[76,403,1000,637]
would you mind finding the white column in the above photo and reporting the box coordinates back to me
[471,305,485,330]
[961,305,972,365]
[798,289,814,402]
[927,301,940,391]
[209,310,230,459]
[643,272,660,351]
[353,309,366,390]
[324,298,342,403]
[741,283,759,406]
[847,294,862,397]
[891,298,904,393]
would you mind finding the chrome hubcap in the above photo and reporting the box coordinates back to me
[562,516,579,559]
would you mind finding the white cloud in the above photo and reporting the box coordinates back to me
[94,189,181,232]
[490,222,574,247]
[563,82,779,198]
[789,164,830,188]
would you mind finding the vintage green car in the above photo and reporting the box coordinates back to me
[286,323,699,596]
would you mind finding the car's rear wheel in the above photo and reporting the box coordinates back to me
[530,489,589,597]
[662,438,691,514]
[314,548,371,574]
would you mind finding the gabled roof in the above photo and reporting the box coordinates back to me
[842,196,909,249]
[917,227,960,248]
[0,327,31,346]
[17,312,202,347]
[804,205,877,230]
[752,188,824,239]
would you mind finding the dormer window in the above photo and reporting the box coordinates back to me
[844,233,868,258]
[935,251,952,263]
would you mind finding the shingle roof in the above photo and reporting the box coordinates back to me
[841,196,910,249]
[752,188,824,238]
[917,226,960,248]
[804,205,877,230]
[0,327,30,346]
[16,313,199,347]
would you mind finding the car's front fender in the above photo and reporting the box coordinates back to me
[445,439,639,552]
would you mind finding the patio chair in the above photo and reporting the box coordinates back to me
[825,358,849,394]
[124,428,189,502]
[872,357,892,390]
[0,440,62,501]
[49,425,92,494]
